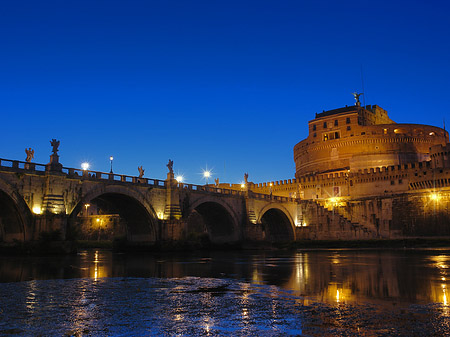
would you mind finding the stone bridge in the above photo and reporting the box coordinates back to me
[0,157,302,244]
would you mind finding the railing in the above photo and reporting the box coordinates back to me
[0,157,298,202]
[0,158,47,172]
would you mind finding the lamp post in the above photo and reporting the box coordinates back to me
[81,162,89,171]
[203,170,211,185]
[110,156,114,173]
[84,203,90,216]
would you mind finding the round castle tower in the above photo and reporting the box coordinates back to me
[294,105,449,178]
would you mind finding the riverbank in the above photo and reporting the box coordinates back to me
[1,237,450,255]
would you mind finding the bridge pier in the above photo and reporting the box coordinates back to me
[34,213,67,240]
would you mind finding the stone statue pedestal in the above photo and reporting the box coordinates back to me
[164,172,181,220]
[46,154,62,172]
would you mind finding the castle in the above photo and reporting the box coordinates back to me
[222,103,450,239]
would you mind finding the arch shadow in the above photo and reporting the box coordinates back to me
[69,186,158,243]
[188,199,240,244]
[0,178,32,242]
[258,205,295,242]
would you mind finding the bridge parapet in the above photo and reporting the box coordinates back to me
[0,158,286,200]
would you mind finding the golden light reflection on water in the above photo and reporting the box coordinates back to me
[26,280,37,313]
[240,283,250,323]
[88,250,108,280]
[430,255,450,306]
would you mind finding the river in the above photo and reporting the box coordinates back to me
[0,248,449,336]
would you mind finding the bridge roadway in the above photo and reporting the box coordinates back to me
[0,158,301,244]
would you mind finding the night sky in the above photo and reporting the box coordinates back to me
[1,0,449,185]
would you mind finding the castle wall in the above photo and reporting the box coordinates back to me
[294,124,448,177]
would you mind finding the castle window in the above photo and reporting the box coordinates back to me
[390,180,395,185]
[361,132,365,135]
[347,126,351,131]
[346,117,350,124]
[313,132,316,138]
[334,119,338,126]
[313,124,316,131]
[384,129,387,134]
[399,179,403,184]
[323,131,340,141]
[323,122,327,128]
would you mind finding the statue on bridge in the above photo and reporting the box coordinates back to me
[25,148,34,162]
[214,178,219,187]
[138,166,145,178]
[167,159,174,174]
[50,139,60,154]
[244,172,249,184]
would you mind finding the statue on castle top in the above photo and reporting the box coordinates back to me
[352,92,363,106]
[167,159,173,174]
[138,166,145,178]
[25,148,34,162]
[244,172,249,184]
[50,139,60,154]
[214,178,219,187]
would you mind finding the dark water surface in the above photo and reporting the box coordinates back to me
[0,249,449,336]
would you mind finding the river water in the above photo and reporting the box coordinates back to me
[0,248,449,336]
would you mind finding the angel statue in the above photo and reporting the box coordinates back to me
[244,172,249,184]
[167,159,174,174]
[50,139,60,154]
[138,166,145,178]
[25,148,34,162]
[214,178,219,187]
[352,92,363,106]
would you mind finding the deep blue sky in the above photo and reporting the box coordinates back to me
[1,0,449,185]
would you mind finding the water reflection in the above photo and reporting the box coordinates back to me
[1,249,449,306]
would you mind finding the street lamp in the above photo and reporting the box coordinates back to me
[84,203,90,216]
[203,170,211,185]
[81,162,89,171]
[176,175,184,183]
[110,156,114,173]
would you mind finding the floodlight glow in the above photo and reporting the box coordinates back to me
[176,175,184,183]
[81,162,90,170]
[32,206,42,214]
[203,170,211,178]
[431,193,440,201]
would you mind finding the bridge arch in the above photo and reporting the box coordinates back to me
[69,184,158,242]
[188,197,241,244]
[0,177,31,242]
[257,204,295,242]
